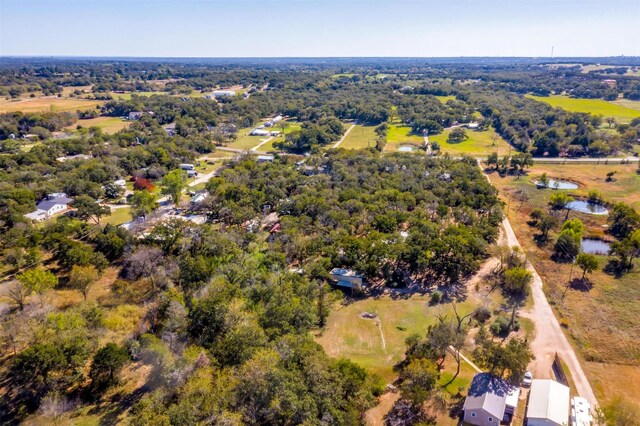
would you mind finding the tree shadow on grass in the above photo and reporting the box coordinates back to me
[569,277,593,292]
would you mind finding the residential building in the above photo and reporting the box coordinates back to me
[330,268,365,290]
[463,373,520,426]
[526,379,570,426]
[208,90,236,98]
[257,155,274,163]
[250,129,270,137]
[25,193,73,222]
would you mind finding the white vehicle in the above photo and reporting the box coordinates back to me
[522,371,533,387]
[571,397,592,426]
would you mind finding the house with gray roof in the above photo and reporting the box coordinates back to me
[25,193,73,222]
[463,373,520,426]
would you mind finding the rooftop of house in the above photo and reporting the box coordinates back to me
[464,373,519,420]
[330,268,363,278]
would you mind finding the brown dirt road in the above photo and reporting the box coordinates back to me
[502,217,598,408]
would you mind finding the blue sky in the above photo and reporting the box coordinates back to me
[1,0,638,57]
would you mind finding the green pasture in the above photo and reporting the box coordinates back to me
[430,127,513,157]
[526,94,640,123]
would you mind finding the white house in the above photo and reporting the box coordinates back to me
[265,115,283,127]
[208,90,236,99]
[25,193,73,222]
[330,268,365,291]
[257,155,274,163]
[128,111,144,120]
[250,129,270,137]
[526,379,570,426]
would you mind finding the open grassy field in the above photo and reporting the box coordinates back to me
[103,207,131,226]
[70,116,130,134]
[526,94,640,123]
[430,127,513,157]
[109,91,167,100]
[226,127,267,150]
[385,124,424,151]
[339,124,377,149]
[435,95,456,104]
[611,98,640,112]
[316,296,476,382]
[0,96,104,113]
[487,165,640,406]
[525,163,640,210]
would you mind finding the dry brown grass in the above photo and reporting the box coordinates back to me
[488,169,640,405]
[0,96,104,113]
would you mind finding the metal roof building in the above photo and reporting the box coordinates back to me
[526,379,570,426]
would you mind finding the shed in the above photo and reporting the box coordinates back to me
[526,379,570,426]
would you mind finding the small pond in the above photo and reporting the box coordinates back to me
[398,145,416,152]
[567,200,608,215]
[535,179,579,190]
[581,238,611,255]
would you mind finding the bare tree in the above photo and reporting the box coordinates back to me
[38,391,76,426]
[7,281,31,311]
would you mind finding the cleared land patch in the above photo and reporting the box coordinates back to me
[526,94,640,123]
[435,95,456,104]
[69,116,130,134]
[316,296,475,382]
[385,124,424,151]
[339,124,377,149]
[430,127,512,157]
[0,96,104,113]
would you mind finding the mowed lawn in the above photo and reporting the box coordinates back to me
[435,95,456,104]
[339,125,377,149]
[103,207,131,226]
[70,116,130,134]
[316,296,475,382]
[526,94,640,123]
[430,127,512,157]
[385,124,424,151]
[0,96,104,113]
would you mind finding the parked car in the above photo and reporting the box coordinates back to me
[522,371,533,387]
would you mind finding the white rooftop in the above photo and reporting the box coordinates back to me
[526,379,570,426]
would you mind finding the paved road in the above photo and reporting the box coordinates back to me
[332,123,357,148]
[501,217,599,408]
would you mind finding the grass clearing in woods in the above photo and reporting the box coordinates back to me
[0,96,104,113]
[339,124,378,149]
[316,296,476,382]
[526,94,640,123]
[430,127,513,157]
[69,116,130,134]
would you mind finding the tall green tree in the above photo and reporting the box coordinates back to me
[161,169,188,205]
[130,190,158,219]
